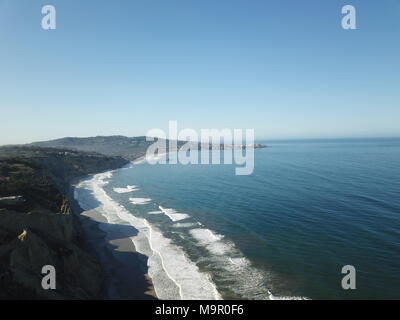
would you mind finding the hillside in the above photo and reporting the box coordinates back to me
[29,136,173,161]
[0,146,129,299]
[30,135,266,160]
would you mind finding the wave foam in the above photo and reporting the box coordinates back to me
[113,185,138,193]
[189,228,231,256]
[75,172,220,300]
[173,223,198,228]
[159,206,190,222]
[189,228,274,299]
[130,197,152,205]
[148,210,163,215]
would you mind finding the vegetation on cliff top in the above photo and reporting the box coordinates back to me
[0,146,129,299]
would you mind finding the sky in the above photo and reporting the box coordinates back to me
[0,0,399,145]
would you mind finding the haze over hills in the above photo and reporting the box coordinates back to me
[29,135,266,160]
[29,136,176,161]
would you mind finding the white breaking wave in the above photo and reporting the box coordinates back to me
[75,172,221,300]
[228,257,251,267]
[130,197,152,205]
[173,223,198,228]
[148,210,163,215]
[113,185,138,193]
[159,206,190,222]
[189,228,231,256]
[189,228,274,299]
[190,228,224,243]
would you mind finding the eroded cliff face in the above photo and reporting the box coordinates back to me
[0,146,129,299]
[0,210,102,299]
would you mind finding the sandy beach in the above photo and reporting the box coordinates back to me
[69,183,157,300]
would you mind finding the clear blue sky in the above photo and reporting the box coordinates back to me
[0,0,399,145]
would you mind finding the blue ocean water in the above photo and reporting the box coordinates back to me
[80,138,400,299]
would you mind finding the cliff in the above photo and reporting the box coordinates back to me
[0,146,129,299]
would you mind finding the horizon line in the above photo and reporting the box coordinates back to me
[1,135,400,148]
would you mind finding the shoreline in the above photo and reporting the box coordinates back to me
[70,162,223,300]
[69,171,157,300]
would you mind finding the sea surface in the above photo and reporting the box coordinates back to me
[75,138,400,300]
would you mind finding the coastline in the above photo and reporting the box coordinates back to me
[71,161,223,301]
[69,172,157,300]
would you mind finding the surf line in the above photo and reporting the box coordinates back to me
[94,179,184,299]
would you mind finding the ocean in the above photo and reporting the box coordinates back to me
[74,138,400,300]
